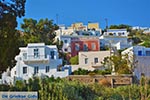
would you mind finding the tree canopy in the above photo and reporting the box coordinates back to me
[0,0,26,75]
[21,18,59,45]
[0,0,26,18]
[109,24,132,32]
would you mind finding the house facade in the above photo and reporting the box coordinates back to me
[100,29,132,50]
[122,46,150,56]
[100,36,132,50]
[70,51,110,71]
[122,46,150,79]
[71,36,100,56]
[60,35,100,56]
[2,43,70,84]
[55,22,102,41]
[103,29,129,36]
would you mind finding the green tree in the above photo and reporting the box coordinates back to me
[102,54,131,74]
[73,68,89,75]
[0,0,26,75]
[69,55,79,65]
[109,24,131,32]
[110,55,131,74]
[21,18,59,45]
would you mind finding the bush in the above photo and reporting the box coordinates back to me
[69,55,78,65]
[99,79,111,87]
[73,68,89,75]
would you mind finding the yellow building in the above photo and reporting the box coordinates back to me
[88,23,99,30]
[70,22,87,30]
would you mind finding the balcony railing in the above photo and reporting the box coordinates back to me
[23,55,49,63]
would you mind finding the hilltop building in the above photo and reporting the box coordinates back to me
[122,46,150,79]
[2,43,70,84]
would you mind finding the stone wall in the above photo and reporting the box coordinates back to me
[67,75,133,87]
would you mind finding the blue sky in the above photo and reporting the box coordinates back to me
[17,0,150,29]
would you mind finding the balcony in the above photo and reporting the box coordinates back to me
[23,55,49,64]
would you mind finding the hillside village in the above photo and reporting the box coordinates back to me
[1,22,150,86]
[1,0,150,100]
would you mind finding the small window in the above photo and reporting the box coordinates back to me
[64,48,68,52]
[14,71,16,75]
[85,58,88,64]
[109,33,113,35]
[46,66,50,73]
[34,48,39,58]
[23,53,27,59]
[94,58,98,63]
[138,51,142,56]
[146,51,150,56]
[23,67,27,74]
[91,43,96,50]
[64,40,68,43]
[75,43,80,51]
[50,51,55,59]
[83,44,88,51]
[113,33,116,36]
[118,33,121,36]
[34,66,39,74]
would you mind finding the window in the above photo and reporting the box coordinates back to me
[118,33,121,36]
[34,66,39,74]
[23,67,27,74]
[64,48,68,52]
[46,66,50,73]
[113,33,116,36]
[23,53,27,59]
[94,58,98,63]
[83,44,88,51]
[34,48,39,58]
[50,51,55,59]
[85,58,88,64]
[109,33,113,35]
[138,51,142,56]
[91,43,96,50]
[14,71,16,75]
[64,40,68,43]
[75,43,80,51]
[146,51,150,56]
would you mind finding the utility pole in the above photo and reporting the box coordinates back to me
[56,14,59,25]
[105,18,108,31]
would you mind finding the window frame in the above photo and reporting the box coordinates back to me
[85,58,88,64]
[34,66,39,74]
[75,43,80,51]
[23,66,27,74]
[46,66,50,73]
[64,40,68,43]
[34,48,39,58]
[94,58,98,64]
[50,51,55,59]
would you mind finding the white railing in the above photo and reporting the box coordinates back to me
[23,55,49,61]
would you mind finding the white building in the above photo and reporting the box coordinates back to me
[55,25,74,41]
[103,29,129,37]
[70,51,110,71]
[122,46,150,56]
[132,26,149,30]
[2,43,70,84]
[122,46,150,79]
[55,23,102,41]
[100,36,132,50]
[60,35,72,53]
[100,29,132,50]
[143,29,150,34]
